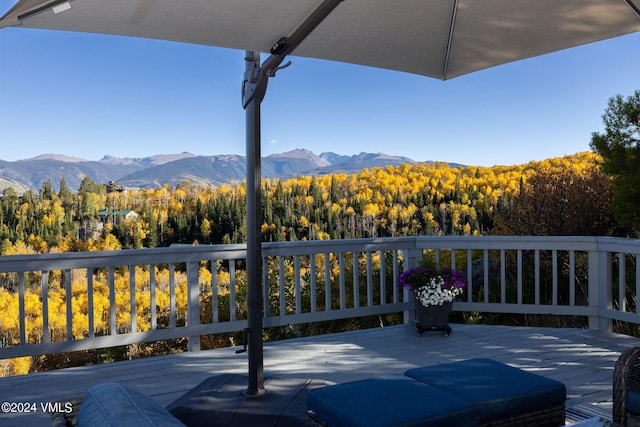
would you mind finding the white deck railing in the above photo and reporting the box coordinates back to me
[1,236,639,359]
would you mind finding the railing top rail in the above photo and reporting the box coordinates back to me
[263,235,639,252]
[262,236,418,256]
[415,235,601,251]
[0,243,248,273]
[593,236,640,254]
[1,236,639,273]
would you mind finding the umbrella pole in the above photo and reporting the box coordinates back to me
[243,50,267,397]
[240,0,344,396]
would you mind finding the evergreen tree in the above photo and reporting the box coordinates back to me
[590,90,640,236]
[39,180,54,201]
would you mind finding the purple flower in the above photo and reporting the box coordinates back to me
[440,267,467,289]
[396,264,467,291]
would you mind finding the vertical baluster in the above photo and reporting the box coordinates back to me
[169,264,176,329]
[18,272,26,345]
[392,250,399,304]
[324,253,331,311]
[339,252,345,310]
[109,267,116,336]
[483,249,489,304]
[87,269,94,339]
[534,250,540,305]
[230,260,237,321]
[517,250,523,305]
[262,256,269,319]
[65,269,73,340]
[467,249,473,303]
[211,261,218,322]
[129,266,136,333]
[353,252,359,308]
[42,271,51,343]
[294,255,301,314]
[552,250,558,306]
[278,256,286,316]
[366,251,373,307]
[380,250,386,305]
[619,252,626,312]
[150,265,157,330]
[500,250,506,304]
[310,254,317,313]
[569,251,576,306]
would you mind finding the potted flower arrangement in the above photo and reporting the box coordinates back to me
[397,261,467,336]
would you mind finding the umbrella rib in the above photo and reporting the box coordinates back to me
[16,0,70,21]
[442,0,460,80]
[262,0,344,73]
[621,0,640,18]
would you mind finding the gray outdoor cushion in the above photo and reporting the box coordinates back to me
[307,375,480,427]
[404,358,566,424]
[77,382,185,427]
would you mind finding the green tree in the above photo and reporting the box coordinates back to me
[39,180,54,201]
[58,177,74,211]
[590,90,640,235]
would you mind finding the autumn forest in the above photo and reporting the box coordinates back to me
[0,152,619,376]
[0,152,614,255]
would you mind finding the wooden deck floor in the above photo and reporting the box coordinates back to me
[2,323,639,426]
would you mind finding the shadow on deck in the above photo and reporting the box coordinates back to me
[1,323,638,426]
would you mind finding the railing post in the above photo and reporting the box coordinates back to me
[187,261,201,352]
[401,244,423,324]
[588,248,613,331]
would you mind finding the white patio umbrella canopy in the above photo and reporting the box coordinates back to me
[2,0,640,79]
[2,0,639,396]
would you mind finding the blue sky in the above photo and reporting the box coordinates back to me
[1,1,639,167]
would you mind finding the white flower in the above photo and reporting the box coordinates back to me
[414,277,464,307]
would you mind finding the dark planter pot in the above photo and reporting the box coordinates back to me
[413,298,452,336]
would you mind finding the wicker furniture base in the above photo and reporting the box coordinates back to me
[613,347,640,426]
[49,397,83,427]
[570,417,620,426]
[306,405,565,427]
[628,413,640,427]
[479,404,564,427]
[306,410,326,427]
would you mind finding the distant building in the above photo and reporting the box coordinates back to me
[106,181,125,193]
[98,209,139,225]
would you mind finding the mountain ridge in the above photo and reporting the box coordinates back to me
[0,149,453,193]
